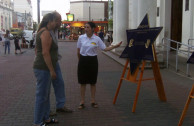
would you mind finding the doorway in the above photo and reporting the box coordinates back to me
[171,0,183,49]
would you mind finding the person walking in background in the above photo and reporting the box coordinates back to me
[32,30,36,41]
[108,32,113,45]
[14,36,22,54]
[4,30,11,54]
[30,30,36,48]
[104,32,110,47]
[21,37,27,48]
[49,11,73,115]
[98,30,104,41]
[33,30,37,47]
[77,22,122,109]
[33,13,59,126]
[0,34,2,53]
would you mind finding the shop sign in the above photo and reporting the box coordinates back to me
[67,14,74,21]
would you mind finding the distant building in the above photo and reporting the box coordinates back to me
[70,1,108,21]
[0,0,14,31]
[63,0,108,36]
[42,11,54,17]
[14,0,32,14]
[13,12,32,30]
[14,0,33,29]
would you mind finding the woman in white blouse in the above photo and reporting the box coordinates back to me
[77,22,122,109]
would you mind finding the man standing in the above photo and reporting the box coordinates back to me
[50,11,73,114]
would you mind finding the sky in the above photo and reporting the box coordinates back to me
[31,0,70,22]
[31,0,110,22]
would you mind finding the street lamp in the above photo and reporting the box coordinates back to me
[37,0,40,23]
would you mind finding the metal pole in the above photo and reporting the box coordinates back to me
[37,0,40,23]
[89,1,91,21]
[176,43,179,72]
[89,6,91,21]
[186,41,190,76]
[190,0,193,40]
[167,39,169,69]
[25,10,26,29]
[187,39,194,77]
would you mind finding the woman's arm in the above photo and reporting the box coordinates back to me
[34,47,37,55]
[41,30,56,79]
[103,41,122,51]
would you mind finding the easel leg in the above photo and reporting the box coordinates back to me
[113,60,129,104]
[152,61,167,101]
[178,84,194,126]
[132,61,146,112]
[151,45,166,101]
[113,78,123,104]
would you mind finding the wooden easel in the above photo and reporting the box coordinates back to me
[178,84,194,126]
[113,45,167,112]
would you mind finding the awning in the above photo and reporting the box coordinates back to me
[62,21,108,27]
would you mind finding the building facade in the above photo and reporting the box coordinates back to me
[113,0,194,55]
[13,0,33,29]
[70,1,108,21]
[181,0,194,51]
[63,1,108,38]
[0,0,14,31]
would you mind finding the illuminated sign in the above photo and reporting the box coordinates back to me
[67,14,74,21]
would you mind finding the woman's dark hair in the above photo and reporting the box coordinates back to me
[87,22,96,29]
[6,30,9,34]
[37,13,54,32]
[52,11,61,21]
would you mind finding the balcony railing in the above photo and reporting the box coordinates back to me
[162,38,194,77]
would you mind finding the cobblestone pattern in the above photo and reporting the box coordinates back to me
[0,42,193,126]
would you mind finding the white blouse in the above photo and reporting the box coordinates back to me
[77,34,106,56]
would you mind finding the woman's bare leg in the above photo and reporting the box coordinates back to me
[90,84,96,103]
[80,84,86,104]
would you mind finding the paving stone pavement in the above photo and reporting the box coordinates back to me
[0,41,193,126]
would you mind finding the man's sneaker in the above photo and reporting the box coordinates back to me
[40,122,47,126]
[56,106,73,113]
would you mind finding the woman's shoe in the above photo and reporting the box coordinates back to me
[91,103,98,108]
[78,104,85,109]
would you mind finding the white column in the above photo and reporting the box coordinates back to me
[162,0,172,52]
[138,0,157,27]
[156,0,164,46]
[180,0,191,51]
[0,11,1,30]
[128,0,140,29]
[113,0,117,44]
[113,0,128,48]
[131,0,139,29]
[190,0,194,45]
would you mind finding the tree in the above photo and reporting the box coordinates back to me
[108,18,113,30]
[108,0,113,31]
[33,22,38,31]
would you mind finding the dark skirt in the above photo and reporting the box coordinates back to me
[78,55,98,84]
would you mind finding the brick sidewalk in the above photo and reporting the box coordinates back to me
[0,42,193,126]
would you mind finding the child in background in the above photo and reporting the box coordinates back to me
[14,36,22,54]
